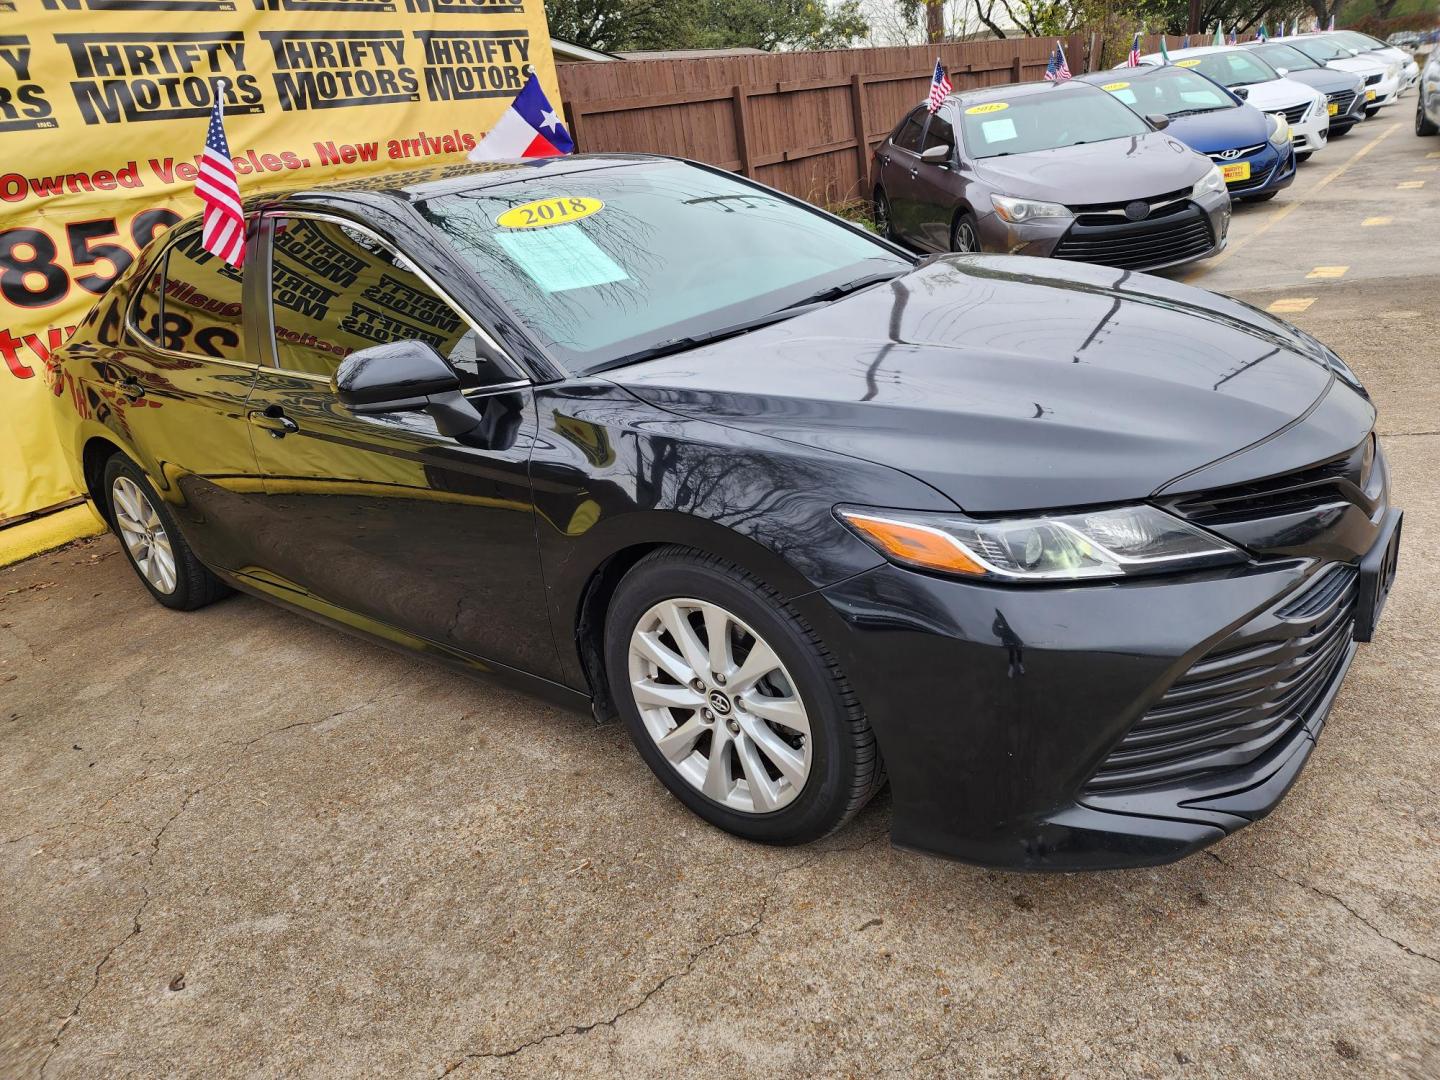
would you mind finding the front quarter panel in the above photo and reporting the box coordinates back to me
[528,380,957,692]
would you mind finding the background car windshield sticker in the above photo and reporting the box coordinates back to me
[1175,58,1203,67]
[1103,81,1139,105]
[497,197,605,230]
[981,117,1018,142]
[493,224,629,293]
[966,102,1009,114]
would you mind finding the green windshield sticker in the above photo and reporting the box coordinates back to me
[980,117,1017,142]
[493,224,629,293]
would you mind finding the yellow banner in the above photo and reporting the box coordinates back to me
[0,0,559,531]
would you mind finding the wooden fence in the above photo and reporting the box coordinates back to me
[556,34,1171,206]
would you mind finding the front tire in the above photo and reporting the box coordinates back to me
[950,211,981,253]
[1295,151,1312,164]
[1418,101,1438,136]
[605,548,884,845]
[1245,190,1280,203]
[104,456,230,611]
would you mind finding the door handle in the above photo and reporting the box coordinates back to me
[114,376,145,402]
[248,407,298,438]
[909,167,919,179]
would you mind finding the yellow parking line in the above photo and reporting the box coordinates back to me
[1306,265,1348,279]
[1428,151,1440,159]
[1397,180,1425,189]
[1362,216,1392,226]
[1413,165,1438,172]
[1184,124,1401,284]
[1268,298,1316,313]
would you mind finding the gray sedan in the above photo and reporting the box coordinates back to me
[873,79,1231,272]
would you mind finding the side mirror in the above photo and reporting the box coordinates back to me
[333,340,487,442]
[1145,113,1171,130]
[1275,66,1289,75]
[1233,86,1250,100]
[920,144,952,163]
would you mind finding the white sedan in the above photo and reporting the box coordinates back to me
[1327,29,1421,89]
[1140,46,1331,160]
[1276,35,1403,114]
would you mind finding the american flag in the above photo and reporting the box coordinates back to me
[1044,42,1072,81]
[1127,32,1141,67]
[927,59,952,113]
[195,87,244,268]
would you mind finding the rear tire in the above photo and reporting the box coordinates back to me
[874,187,896,240]
[1418,102,1438,136]
[103,456,230,612]
[604,547,884,846]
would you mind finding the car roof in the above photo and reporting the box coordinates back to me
[940,78,1104,109]
[245,153,668,208]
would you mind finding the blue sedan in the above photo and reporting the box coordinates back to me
[1081,65,1296,202]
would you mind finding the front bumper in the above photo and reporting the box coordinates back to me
[1289,107,1329,154]
[976,190,1229,272]
[808,504,1398,871]
[1214,140,1295,200]
[1365,73,1402,109]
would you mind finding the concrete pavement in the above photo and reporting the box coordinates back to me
[3,111,1438,1079]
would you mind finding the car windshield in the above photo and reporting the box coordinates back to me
[1285,37,1354,62]
[1174,50,1280,87]
[1332,31,1384,52]
[957,89,1150,158]
[1098,67,1236,116]
[1249,43,1321,71]
[416,161,908,373]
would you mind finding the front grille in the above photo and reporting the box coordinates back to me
[1280,102,1311,124]
[1206,143,1266,162]
[1166,439,1374,527]
[1052,203,1214,270]
[1328,89,1357,113]
[1365,73,1383,86]
[1084,565,1358,793]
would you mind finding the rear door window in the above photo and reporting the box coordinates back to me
[132,227,245,361]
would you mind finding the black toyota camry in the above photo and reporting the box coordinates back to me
[48,154,1401,870]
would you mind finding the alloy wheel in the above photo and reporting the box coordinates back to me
[953,219,979,253]
[111,476,178,595]
[627,597,812,814]
[874,191,892,237]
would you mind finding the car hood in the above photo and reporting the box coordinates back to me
[1323,56,1388,77]
[972,133,1208,203]
[1165,104,1269,153]
[1280,67,1361,95]
[609,255,1342,513]
[1228,77,1314,110]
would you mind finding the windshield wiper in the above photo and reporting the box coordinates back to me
[783,268,909,308]
[588,302,830,374]
[1168,107,1227,118]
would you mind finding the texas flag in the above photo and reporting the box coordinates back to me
[469,74,575,162]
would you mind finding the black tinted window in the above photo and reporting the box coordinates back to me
[921,113,955,154]
[893,109,926,151]
[267,216,489,386]
[153,229,245,361]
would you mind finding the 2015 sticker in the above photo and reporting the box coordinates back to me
[1175,58,1203,67]
[497,196,604,229]
[965,102,1010,114]
[1101,81,1131,91]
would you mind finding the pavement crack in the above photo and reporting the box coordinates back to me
[436,895,776,1076]
[1381,430,1439,437]
[433,826,888,1076]
[1207,850,1438,967]
[37,884,150,1077]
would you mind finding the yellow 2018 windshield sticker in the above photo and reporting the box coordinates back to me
[497,196,604,229]
[1101,81,1131,91]
[966,102,1010,114]
[1175,58,1203,67]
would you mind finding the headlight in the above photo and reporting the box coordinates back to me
[1267,113,1292,145]
[1192,164,1226,198]
[990,193,1072,224]
[836,504,1245,583]
[1388,63,1400,79]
